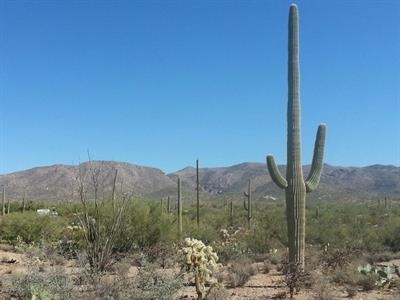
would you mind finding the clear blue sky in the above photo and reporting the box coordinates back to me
[1,0,399,174]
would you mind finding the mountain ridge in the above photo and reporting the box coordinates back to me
[0,161,399,202]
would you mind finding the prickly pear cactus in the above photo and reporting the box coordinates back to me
[181,238,219,300]
[358,264,394,287]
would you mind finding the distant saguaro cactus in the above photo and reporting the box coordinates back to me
[112,169,118,212]
[266,4,326,270]
[196,159,200,227]
[384,197,389,210]
[167,196,171,213]
[178,177,182,235]
[243,179,252,228]
[2,187,5,216]
[22,192,26,213]
[230,199,234,226]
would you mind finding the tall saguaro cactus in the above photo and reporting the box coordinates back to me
[196,159,200,227]
[167,196,171,213]
[267,4,326,270]
[177,177,182,236]
[243,179,252,228]
[230,199,234,227]
[2,187,5,216]
[112,169,118,212]
[22,191,26,213]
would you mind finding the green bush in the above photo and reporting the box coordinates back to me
[0,212,68,245]
[123,200,177,250]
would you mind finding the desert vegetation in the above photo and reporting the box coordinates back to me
[1,194,400,299]
[1,3,399,300]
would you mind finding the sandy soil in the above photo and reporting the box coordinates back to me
[0,249,399,300]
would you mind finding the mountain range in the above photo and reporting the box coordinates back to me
[0,161,399,202]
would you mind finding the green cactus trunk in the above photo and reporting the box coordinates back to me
[196,159,200,227]
[22,192,26,213]
[177,177,182,235]
[243,179,252,228]
[167,196,171,213]
[2,187,5,216]
[267,4,326,270]
[112,169,118,212]
[230,199,234,226]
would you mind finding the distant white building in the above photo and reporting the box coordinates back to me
[263,195,278,201]
[36,208,58,216]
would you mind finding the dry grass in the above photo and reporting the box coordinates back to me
[227,257,257,287]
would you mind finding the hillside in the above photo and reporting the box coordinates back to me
[0,161,399,202]
[0,161,175,201]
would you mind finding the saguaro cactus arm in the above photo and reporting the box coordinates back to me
[267,155,288,189]
[305,124,326,192]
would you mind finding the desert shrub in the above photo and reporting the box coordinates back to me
[55,238,81,259]
[332,265,361,286]
[306,203,400,257]
[108,256,132,277]
[357,272,380,291]
[242,224,284,256]
[320,245,359,270]
[122,200,177,251]
[262,261,273,274]
[213,228,248,264]
[366,251,400,264]
[345,285,358,298]
[251,204,287,250]
[192,205,230,231]
[313,278,334,300]
[0,211,68,245]
[127,201,163,248]
[205,283,230,300]
[143,242,176,268]
[264,250,283,265]
[10,265,73,300]
[183,220,220,245]
[383,219,400,252]
[227,257,257,287]
[131,260,183,300]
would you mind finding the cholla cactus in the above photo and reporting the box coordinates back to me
[181,238,219,300]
